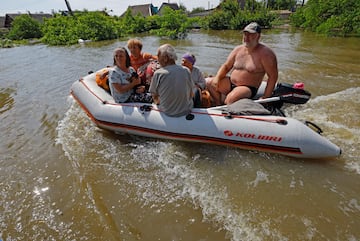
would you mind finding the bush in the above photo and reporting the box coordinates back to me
[202,0,276,30]
[117,9,152,34]
[41,15,78,45]
[75,12,118,41]
[290,0,360,36]
[42,12,118,45]
[150,7,191,39]
[7,15,43,40]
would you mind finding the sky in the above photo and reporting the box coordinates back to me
[1,0,222,16]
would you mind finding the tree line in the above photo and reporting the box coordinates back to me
[1,0,359,47]
[290,0,359,36]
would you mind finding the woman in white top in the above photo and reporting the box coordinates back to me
[109,47,141,103]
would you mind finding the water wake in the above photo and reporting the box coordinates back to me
[287,87,360,174]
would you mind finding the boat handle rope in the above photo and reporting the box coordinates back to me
[305,121,323,134]
[223,112,288,125]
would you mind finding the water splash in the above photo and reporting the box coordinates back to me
[286,87,360,174]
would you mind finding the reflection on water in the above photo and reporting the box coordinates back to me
[0,30,360,240]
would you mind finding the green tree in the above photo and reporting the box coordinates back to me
[150,7,191,39]
[204,0,276,30]
[205,0,240,30]
[118,9,148,34]
[42,12,118,45]
[267,0,297,10]
[41,14,78,45]
[7,14,43,40]
[75,12,118,41]
[290,0,360,36]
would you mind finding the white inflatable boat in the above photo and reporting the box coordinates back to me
[70,72,341,159]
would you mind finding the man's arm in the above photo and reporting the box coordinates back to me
[212,47,238,89]
[152,93,160,104]
[262,48,278,98]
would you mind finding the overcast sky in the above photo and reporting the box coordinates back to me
[1,0,221,16]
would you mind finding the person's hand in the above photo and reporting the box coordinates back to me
[135,85,145,94]
[133,77,141,86]
[138,70,145,79]
[211,76,219,91]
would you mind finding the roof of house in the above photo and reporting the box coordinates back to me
[4,13,53,28]
[124,4,156,17]
[5,13,52,20]
[0,16,5,28]
[27,13,53,23]
[158,3,180,14]
[188,9,215,17]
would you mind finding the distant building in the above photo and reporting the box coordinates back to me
[121,4,158,17]
[0,16,5,28]
[3,13,52,28]
[188,9,215,18]
[121,2,181,17]
[157,3,180,15]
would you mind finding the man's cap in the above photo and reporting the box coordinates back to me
[243,22,261,33]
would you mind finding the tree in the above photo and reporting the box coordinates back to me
[290,0,360,36]
[267,0,297,10]
[42,12,118,45]
[150,7,191,39]
[7,15,43,40]
[204,0,275,30]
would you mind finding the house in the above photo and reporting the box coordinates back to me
[121,2,180,17]
[4,14,22,28]
[122,4,158,17]
[0,16,5,28]
[4,13,52,28]
[157,3,180,15]
[28,13,53,23]
[188,9,215,18]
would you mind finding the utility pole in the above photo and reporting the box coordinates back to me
[64,0,74,16]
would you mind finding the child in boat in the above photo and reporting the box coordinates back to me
[181,53,210,108]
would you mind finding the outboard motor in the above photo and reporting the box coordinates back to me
[263,82,311,116]
[273,82,311,104]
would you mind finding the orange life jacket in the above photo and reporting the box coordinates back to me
[95,68,110,91]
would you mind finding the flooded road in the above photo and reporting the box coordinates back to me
[0,30,359,240]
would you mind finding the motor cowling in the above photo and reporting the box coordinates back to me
[272,82,311,104]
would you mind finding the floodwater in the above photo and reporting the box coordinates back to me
[0,30,359,240]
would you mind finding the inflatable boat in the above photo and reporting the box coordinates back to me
[70,71,341,159]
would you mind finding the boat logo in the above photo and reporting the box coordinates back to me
[224,130,282,142]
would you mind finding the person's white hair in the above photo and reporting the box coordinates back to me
[158,44,177,61]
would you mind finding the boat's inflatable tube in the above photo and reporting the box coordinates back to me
[70,72,341,159]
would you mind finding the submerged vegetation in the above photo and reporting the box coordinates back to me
[41,11,119,45]
[1,0,359,47]
[290,0,360,36]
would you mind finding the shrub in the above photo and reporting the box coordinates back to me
[42,12,118,45]
[290,0,360,36]
[7,15,43,40]
[150,7,191,39]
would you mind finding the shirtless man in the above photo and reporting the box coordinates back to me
[206,22,278,105]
